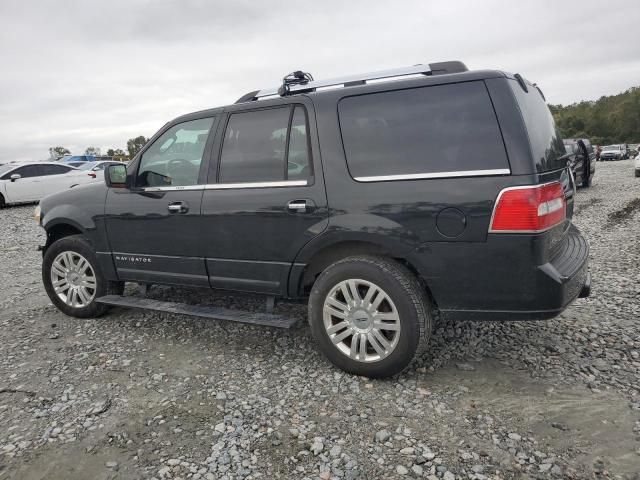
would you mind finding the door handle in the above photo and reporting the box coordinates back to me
[168,201,189,214]
[287,199,315,213]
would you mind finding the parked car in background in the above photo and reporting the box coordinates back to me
[629,144,639,158]
[635,155,640,177]
[0,162,92,207]
[78,161,124,182]
[59,155,96,165]
[563,138,595,188]
[600,144,628,161]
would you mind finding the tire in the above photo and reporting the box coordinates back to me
[308,255,431,378]
[43,235,123,318]
[635,170,640,178]
[0,193,5,208]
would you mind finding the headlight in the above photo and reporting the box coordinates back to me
[34,204,41,225]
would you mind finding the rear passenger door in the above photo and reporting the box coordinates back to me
[201,100,328,295]
[39,164,77,196]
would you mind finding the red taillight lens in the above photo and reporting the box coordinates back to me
[88,172,96,178]
[490,182,566,233]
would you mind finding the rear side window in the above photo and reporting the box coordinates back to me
[338,81,509,180]
[41,164,71,175]
[509,80,565,172]
[219,105,311,184]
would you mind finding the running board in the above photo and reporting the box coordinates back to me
[95,295,298,328]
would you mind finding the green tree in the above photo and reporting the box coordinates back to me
[48,146,70,160]
[552,86,640,145]
[127,136,149,158]
[85,146,101,156]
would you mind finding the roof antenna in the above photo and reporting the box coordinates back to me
[278,71,314,96]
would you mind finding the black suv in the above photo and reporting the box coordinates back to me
[37,61,591,378]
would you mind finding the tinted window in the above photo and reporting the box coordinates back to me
[219,107,291,183]
[287,106,311,180]
[339,81,508,179]
[509,80,565,172]
[138,117,214,187]
[13,165,41,178]
[41,164,71,175]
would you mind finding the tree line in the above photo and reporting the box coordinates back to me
[550,86,640,145]
[48,135,149,161]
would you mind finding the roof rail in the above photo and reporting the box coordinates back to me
[234,60,468,103]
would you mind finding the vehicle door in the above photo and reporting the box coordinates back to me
[104,115,217,286]
[39,164,79,196]
[201,100,328,295]
[2,165,43,202]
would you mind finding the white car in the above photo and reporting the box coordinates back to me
[635,155,640,178]
[78,161,125,183]
[0,162,92,207]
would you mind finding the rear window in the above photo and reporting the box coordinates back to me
[509,80,566,172]
[338,81,509,180]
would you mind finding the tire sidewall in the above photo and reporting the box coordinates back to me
[42,235,108,318]
[309,259,422,378]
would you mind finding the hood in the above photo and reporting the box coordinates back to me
[39,181,108,218]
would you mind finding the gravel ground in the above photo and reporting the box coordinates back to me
[1,160,639,480]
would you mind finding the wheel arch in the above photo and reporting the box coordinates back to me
[43,220,85,252]
[289,238,436,307]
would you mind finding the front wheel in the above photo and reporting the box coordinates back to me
[308,255,431,378]
[43,235,123,318]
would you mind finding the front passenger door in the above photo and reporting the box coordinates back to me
[4,165,42,202]
[105,116,217,286]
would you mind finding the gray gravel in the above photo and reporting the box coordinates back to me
[1,160,639,479]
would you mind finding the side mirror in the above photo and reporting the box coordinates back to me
[10,173,21,182]
[105,164,128,188]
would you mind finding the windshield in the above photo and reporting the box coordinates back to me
[78,162,98,170]
[603,145,619,151]
[0,164,16,176]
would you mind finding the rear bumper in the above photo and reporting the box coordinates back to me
[413,224,591,322]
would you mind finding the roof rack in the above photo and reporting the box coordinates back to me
[235,60,468,103]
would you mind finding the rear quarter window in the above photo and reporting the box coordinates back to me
[338,81,509,180]
[508,80,566,172]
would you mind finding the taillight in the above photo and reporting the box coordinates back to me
[88,172,96,178]
[490,182,566,233]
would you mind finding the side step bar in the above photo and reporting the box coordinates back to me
[95,295,298,329]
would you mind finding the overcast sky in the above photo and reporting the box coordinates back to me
[1,0,639,162]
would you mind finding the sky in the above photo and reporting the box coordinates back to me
[1,0,639,162]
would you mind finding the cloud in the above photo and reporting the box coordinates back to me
[0,0,638,162]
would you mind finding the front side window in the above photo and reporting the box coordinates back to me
[219,105,311,183]
[138,117,214,187]
[13,165,41,178]
[338,81,509,179]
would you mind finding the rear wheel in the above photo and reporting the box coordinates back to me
[43,235,123,318]
[0,193,5,208]
[308,255,431,378]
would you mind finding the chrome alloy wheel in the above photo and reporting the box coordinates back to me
[323,279,401,363]
[50,251,97,308]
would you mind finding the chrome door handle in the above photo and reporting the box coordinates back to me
[168,202,189,214]
[287,199,316,213]
[288,201,307,211]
